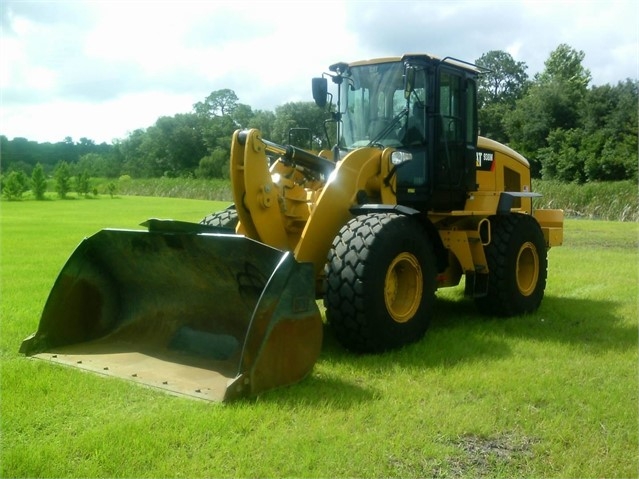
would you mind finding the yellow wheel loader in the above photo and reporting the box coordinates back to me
[21,54,564,401]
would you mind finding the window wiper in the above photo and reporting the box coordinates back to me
[367,108,408,147]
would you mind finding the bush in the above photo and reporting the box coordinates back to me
[75,171,91,197]
[2,171,29,200]
[55,161,71,199]
[31,163,47,200]
[196,148,230,179]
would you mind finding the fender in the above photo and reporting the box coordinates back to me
[350,203,448,273]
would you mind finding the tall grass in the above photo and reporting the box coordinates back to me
[1,198,637,478]
[13,176,638,222]
[533,179,638,221]
[110,177,232,201]
[108,177,638,222]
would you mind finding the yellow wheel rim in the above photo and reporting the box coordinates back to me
[516,242,539,297]
[384,252,423,323]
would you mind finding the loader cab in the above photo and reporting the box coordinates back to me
[318,55,479,212]
[426,62,479,211]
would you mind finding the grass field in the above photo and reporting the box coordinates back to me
[1,197,637,478]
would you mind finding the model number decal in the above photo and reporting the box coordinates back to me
[476,149,495,171]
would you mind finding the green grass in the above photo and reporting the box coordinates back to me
[1,198,637,478]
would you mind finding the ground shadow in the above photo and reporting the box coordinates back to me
[316,293,637,374]
[243,372,378,409]
[433,294,637,353]
[239,294,637,407]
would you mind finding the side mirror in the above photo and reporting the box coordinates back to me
[312,77,328,108]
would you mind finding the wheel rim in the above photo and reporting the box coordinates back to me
[384,252,423,323]
[516,242,539,297]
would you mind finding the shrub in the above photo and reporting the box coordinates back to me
[55,161,72,199]
[2,171,29,200]
[75,171,91,197]
[31,163,47,200]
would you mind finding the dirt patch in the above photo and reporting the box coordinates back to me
[444,432,538,478]
[386,432,539,478]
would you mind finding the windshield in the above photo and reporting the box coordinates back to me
[340,61,427,150]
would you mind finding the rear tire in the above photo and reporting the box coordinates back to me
[324,213,437,353]
[200,205,238,231]
[475,214,548,316]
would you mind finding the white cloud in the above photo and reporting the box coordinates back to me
[0,0,637,143]
[2,91,198,144]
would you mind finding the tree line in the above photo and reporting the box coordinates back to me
[1,43,637,193]
[476,44,637,182]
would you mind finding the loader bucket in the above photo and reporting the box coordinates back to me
[20,220,323,402]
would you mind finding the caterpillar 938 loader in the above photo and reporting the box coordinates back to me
[21,54,564,402]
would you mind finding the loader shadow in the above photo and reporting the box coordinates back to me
[252,372,378,408]
[257,294,636,407]
[430,294,637,355]
[416,296,638,367]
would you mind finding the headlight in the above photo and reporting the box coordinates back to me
[391,150,413,165]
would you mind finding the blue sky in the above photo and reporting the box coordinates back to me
[1,0,637,144]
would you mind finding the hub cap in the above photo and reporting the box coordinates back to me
[516,242,539,297]
[384,252,423,323]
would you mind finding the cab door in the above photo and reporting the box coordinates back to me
[431,68,477,210]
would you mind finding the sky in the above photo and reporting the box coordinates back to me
[1,0,638,145]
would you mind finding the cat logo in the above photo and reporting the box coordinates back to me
[476,149,495,171]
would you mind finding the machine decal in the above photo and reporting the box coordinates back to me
[476,149,495,172]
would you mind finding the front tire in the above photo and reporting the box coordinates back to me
[324,213,437,353]
[475,214,548,316]
[200,205,238,231]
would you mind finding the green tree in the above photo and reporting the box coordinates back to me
[31,163,47,200]
[107,182,117,198]
[194,89,239,118]
[194,89,248,173]
[75,170,91,197]
[272,102,330,148]
[248,109,277,139]
[538,128,587,182]
[475,51,529,143]
[581,80,638,181]
[198,115,236,163]
[476,50,529,105]
[1,135,114,176]
[54,161,71,198]
[539,44,591,90]
[536,78,637,182]
[505,44,591,177]
[231,103,255,129]
[116,129,148,177]
[2,171,28,200]
[125,114,208,177]
[77,152,121,178]
[196,147,230,179]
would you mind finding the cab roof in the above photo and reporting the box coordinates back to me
[341,54,481,75]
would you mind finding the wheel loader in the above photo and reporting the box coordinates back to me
[21,53,564,402]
